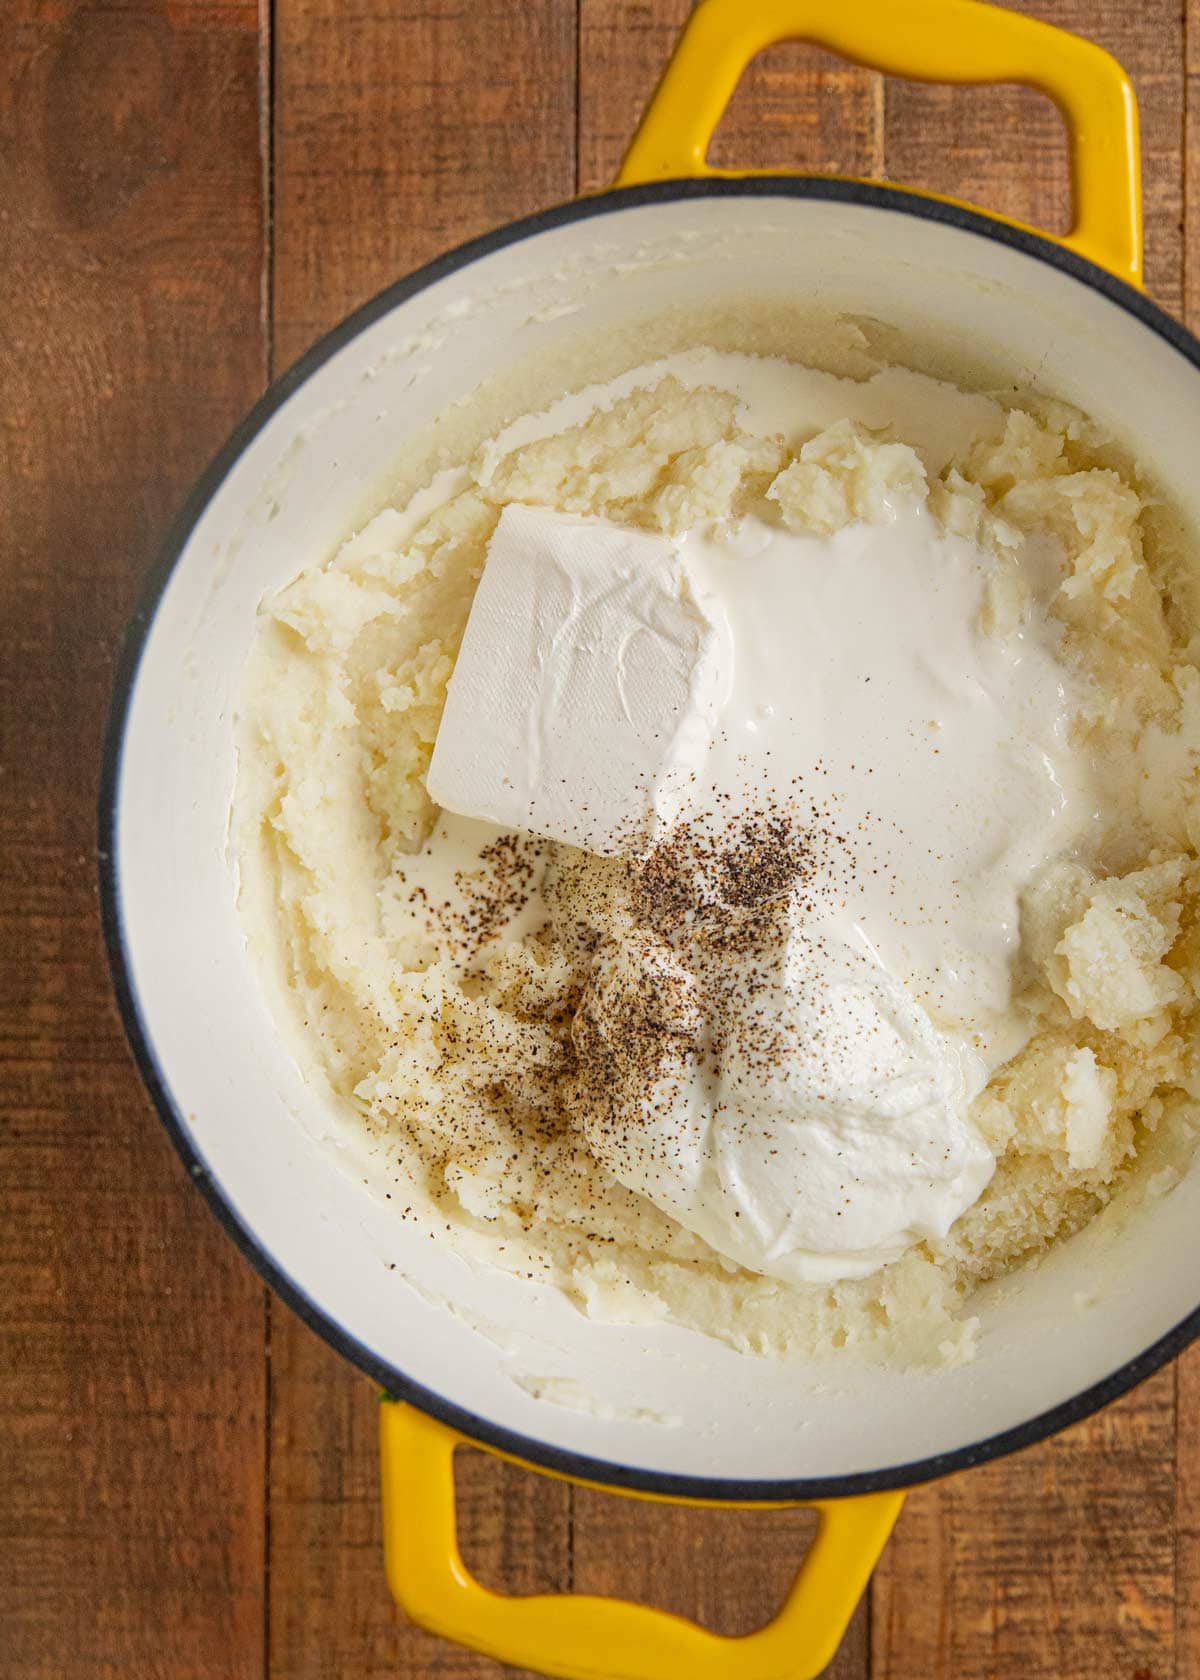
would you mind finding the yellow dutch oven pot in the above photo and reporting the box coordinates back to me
[103,2,1200,1678]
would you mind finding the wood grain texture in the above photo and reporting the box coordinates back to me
[267,1337,571,1680]
[883,0,1184,308]
[577,0,882,190]
[0,1,269,1678]
[569,1490,870,1672]
[272,0,578,371]
[708,41,882,179]
[578,0,689,191]
[267,3,576,1676]
[1175,1345,1200,1678]
[873,8,1187,1678]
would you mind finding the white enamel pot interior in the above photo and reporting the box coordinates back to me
[103,181,1200,1499]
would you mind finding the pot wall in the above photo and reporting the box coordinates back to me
[110,187,1200,1490]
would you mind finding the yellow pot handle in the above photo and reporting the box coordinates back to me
[616,0,1142,285]
[380,1400,904,1680]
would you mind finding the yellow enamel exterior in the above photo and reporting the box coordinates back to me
[617,0,1143,285]
[380,1400,905,1680]
[376,3,1143,1675]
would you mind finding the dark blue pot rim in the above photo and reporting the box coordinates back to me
[99,176,1200,1503]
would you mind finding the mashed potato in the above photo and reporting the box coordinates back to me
[236,352,1200,1365]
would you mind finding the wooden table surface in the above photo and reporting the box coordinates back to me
[4,1,1200,1675]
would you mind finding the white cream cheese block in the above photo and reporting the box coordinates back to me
[426,503,730,853]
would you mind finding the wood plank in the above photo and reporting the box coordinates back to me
[272,0,578,371]
[1176,1345,1200,1678]
[0,1,269,1677]
[268,3,576,1676]
[574,8,877,1674]
[569,1486,870,1674]
[873,1370,1177,1680]
[267,1335,571,1680]
[881,0,1184,309]
[578,0,689,193]
[875,4,1186,1677]
[578,1,882,190]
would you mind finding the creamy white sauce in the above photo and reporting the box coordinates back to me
[393,352,1103,1282]
[681,506,1094,1066]
[575,907,997,1284]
